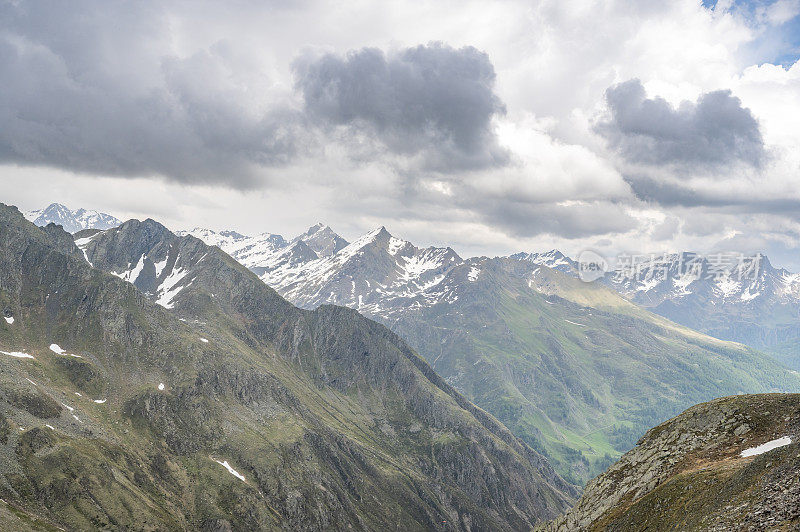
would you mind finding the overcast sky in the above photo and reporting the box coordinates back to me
[1,0,800,268]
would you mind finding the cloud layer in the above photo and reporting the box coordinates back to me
[0,1,306,188]
[0,2,509,186]
[1,0,800,268]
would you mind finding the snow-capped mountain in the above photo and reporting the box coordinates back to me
[25,202,122,233]
[601,252,800,306]
[596,252,800,362]
[512,250,578,275]
[515,249,800,364]
[262,226,466,316]
[177,223,347,274]
[75,219,200,309]
[515,249,800,306]
[176,228,289,272]
[185,224,467,317]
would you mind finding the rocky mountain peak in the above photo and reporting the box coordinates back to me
[353,226,391,246]
[218,229,246,239]
[293,224,348,257]
[304,222,327,235]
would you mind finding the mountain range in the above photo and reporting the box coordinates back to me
[604,253,800,369]
[32,201,800,367]
[0,204,576,530]
[517,251,800,370]
[176,224,800,484]
[6,202,800,529]
[25,205,800,483]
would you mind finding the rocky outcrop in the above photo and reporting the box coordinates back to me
[545,393,800,531]
[1,385,62,419]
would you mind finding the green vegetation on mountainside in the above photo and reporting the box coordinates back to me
[388,259,800,485]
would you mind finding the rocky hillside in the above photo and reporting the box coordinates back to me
[0,204,576,531]
[545,393,800,531]
[185,224,800,485]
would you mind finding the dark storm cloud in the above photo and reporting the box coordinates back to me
[597,79,765,169]
[293,43,508,172]
[481,201,636,239]
[0,1,303,188]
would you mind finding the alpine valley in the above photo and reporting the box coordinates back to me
[166,223,800,485]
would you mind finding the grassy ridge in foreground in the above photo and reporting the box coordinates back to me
[545,393,800,530]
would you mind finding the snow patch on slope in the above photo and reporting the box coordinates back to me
[49,344,82,358]
[715,275,742,299]
[212,458,247,482]
[74,231,102,265]
[153,257,169,277]
[155,260,192,309]
[112,254,146,283]
[0,350,34,359]
[741,436,792,457]
[672,274,695,296]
